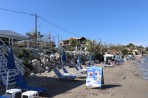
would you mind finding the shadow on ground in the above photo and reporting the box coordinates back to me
[103,84,122,89]
[25,76,86,98]
[92,84,122,89]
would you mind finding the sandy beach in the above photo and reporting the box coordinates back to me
[1,57,148,98]
[29,57,148,98]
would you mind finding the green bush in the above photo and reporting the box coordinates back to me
[92,52,104,62]
[13,48,33,70]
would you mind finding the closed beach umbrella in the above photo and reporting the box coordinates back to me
[6,46,16,91]
[90,54,93,63]
[61,49,66,62]
[89,54,93,66]
[7,46,16,69]
[77,54,81,65]
[61,49,66,67]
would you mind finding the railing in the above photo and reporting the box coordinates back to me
[0,38,25,75]
[0,57,7,84]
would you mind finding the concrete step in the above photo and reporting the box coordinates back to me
[9,79,16,83]
[8,82,16,85]
[3,81,16,85]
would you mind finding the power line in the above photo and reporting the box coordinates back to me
[0,7,35,16]
[0,7,83,37]
[38,16,82,37]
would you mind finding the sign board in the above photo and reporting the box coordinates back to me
[86,67,104,88]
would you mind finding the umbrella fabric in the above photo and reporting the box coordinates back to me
[7,46,16,69]
[61,49,66,62]
[77,54,81,65]
[90,54,93,62]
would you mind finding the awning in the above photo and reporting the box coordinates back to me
[104,54,114,61]
[0,30,28,41]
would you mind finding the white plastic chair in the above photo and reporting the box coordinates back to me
[22,91,39,98]
[6,88,22,98]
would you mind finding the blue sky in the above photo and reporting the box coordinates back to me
[0,0,148,46]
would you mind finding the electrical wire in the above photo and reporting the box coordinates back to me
[0,7,83,37]
[38,16,82,37]
[0,7,35,16]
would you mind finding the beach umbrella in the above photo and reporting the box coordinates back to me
[61,49,66,67]
[77,54,81,65]
[90,54,93,66]
[6,46,16,91]
[7,46,16,69]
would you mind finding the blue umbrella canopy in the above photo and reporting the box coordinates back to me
[77,54,81,65]
[61,49,66,62]
[7,46,16,69]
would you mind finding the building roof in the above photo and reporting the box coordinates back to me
[0,30,28,41]
[68,37,86,40]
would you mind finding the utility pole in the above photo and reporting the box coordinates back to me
[35,14,38,42]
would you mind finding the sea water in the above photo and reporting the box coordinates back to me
[139,56,148,80]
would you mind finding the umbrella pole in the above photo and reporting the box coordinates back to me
[62,61,63,68]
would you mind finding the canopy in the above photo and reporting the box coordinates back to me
[0,30,28,41]
[103,54,114,62]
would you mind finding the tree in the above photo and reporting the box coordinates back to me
[85,39,104,62]
[85,40,95,52]
[121,48,128,56]
[69,38,79,51]
[145,47,148,51]
[37,31,44,42]
[126,43,135,48]
[49,41,56,48]
[26,31,37,42]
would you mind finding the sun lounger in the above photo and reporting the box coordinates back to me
[79,65,87,72]
[53,68,77,80]
[104,64,113,67]
[62,67,83,77]
[62,67,69,73]
[0,95,10,98]
[74,64,86,74]
[115,60,123,65]
[15,74,46,92]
